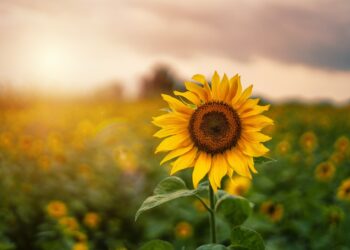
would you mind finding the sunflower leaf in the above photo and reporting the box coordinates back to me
[139,240,174,250]
[216,194,252,227]
[196,244,228,250]
[228,226,265,250]
[254,156,277,166]
[135,176,204,221]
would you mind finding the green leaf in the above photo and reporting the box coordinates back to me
[154,176,187,194]
[135,177,205,221]
[216,195,252,227]
[139,240,174,250]
[196,244,227,250]
[254,156,277,166]
[228,226,265,250]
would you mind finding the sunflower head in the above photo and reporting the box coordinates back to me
[315,162,335,182]
[153,72,273,191]
[260,201,284,222]
[224,176,251,196]
[46,200,67,219]
[337,178,350,201]
[174,221,193,239]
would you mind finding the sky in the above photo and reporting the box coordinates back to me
[0,0,349,102]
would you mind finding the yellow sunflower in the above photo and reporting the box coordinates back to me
[153,72,273,191]
[337,178,350,201]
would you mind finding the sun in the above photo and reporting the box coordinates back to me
[35,45,70,80]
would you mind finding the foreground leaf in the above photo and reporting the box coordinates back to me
[139,240,174,250]
[135,177,205,221]
[216,195,252,227]
[197,244,227,250]
[229,226,265,250]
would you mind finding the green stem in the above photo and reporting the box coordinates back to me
[208,184,217,243]
[195,194,211,212]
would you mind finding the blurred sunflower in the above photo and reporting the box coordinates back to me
[174,221,193,239]
[337,178,350,201]
[59,216,79,233]
[153,72,273,191]
[260,201,284,222]
[300,131,317,153]
[72,242,89,250]
[224,176,251,196]
[334,136,349,153]
[315,162,335,182]
[46,200,67,219]
[83,212,100,229]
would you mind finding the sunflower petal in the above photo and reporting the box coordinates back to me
[161,94,194,115]
[231,75,242,104]
[192,152,212,188]
[234,85,253,109]
[153,125,188,138]
[211,154,228,188]
[152,113,189,128]
[160,144,194,165]
[243,131,272,143]
[174,91,201,106]
[218,73,229,101]
[170,147,198,175]
[211,71,220,100]
[226,149,252,179]
[155,133,191,153]
[192,74,207,85]
[238,139,270,157]
[184,81,207,101]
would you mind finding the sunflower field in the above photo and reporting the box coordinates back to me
[0,95,350,250]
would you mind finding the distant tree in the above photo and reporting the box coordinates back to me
[139,64,177,99]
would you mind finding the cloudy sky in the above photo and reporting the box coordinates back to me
[0,0,349,101]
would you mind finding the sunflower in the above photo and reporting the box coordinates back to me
[153,72,273,191]
[224,176,251,196]
[337,178,350,201]
[260,201,284,222]
[315,161,335,182]
[46,200,67,219]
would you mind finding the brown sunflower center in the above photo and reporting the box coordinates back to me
[188,101,241,154]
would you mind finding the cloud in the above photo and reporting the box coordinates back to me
[123,0,350,71]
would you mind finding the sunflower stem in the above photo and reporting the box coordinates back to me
[194,194,211,212]
[208,184,217,243]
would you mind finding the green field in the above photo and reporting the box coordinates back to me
[0,98,350,250]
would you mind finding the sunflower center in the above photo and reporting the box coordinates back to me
[189,101,241,154]
[268,205,276,215]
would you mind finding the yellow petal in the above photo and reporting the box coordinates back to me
[174,90,201,106]
[192,74,207,85]
[211,154,228,188]
[160,144,194,165]
[192,152,212,188]
[226,149,252,179]
[208,169,218,192]
[170,147,198,175]
[242,115,274,128]
[211,71,220,100]
[161,94,193,115]
[234,85,253,109]
[243,131,272,143]
[153,125,188,138]
[238,139,270,157]
[218,73,229,101]
[239,104,270,118]
[231,75,242,104]
[152,113,189,128]
[184,81,207,101]
[155,133,191,153]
